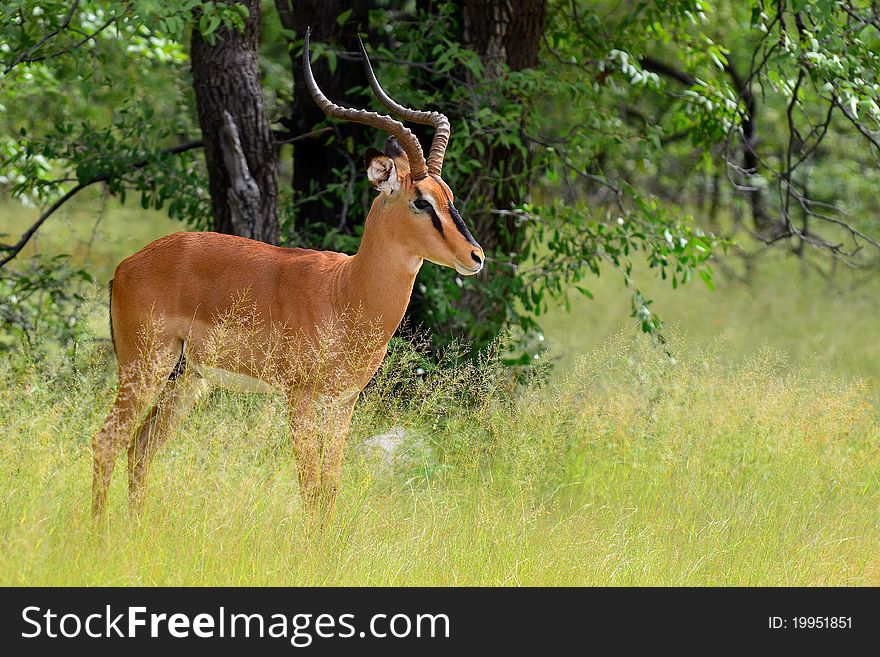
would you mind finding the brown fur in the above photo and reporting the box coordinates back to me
[92,161,484,520]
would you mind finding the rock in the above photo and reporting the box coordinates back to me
[359,425,407,466]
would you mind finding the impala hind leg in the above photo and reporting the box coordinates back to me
[127,373,210,514]
[92,342,181,518]
[92,385,142,517]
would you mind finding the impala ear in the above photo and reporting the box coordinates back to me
[365,148,400,195]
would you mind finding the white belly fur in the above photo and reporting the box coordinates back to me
[192,364,276,394]
[191,365,361,404]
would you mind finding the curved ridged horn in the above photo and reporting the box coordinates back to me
[357,36,451,178]
[303,28,428,181]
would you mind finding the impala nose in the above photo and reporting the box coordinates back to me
[471,250,483,266]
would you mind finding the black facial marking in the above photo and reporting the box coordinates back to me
[429,209,444,235]
[428,175,478,246]
[415,190,444,237]
[448,203,479,246]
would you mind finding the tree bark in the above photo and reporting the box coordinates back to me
[191,0,279,244]
[459,0,545,247]
[460,0,545,74]
[455,0,547,335]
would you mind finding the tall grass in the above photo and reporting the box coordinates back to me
[1,200,878,585]
[541,249,880,395]
[1,328,877,585]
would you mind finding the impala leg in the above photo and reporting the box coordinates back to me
[92,383,142,518]
[93,336,180,519]
[314,394,358,519]
[127,374,210,514]
[288,391,322,515]
[288,389,358,518]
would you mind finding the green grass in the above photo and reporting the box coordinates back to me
[1,331,877,585]
[540,249,880,392]
[1,200,878,585]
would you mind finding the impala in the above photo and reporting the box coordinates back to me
[92,29,484,518]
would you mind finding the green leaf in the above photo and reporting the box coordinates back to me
[326,49,337,75]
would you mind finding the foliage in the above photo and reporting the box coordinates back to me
[290,3,719,358]
[560,0,880,261]
[0,253,93,353]
[2,0,879,362]
[0,1,206,215]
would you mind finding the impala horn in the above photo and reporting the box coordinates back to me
[303,28,430,181]
[357,36,451,178]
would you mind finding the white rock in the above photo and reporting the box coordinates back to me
[359,426,407,466]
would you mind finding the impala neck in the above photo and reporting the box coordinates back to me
[341,196,423,341]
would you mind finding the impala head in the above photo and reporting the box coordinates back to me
[303,29,484,276]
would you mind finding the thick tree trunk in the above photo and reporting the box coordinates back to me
[275,1,371,232]
[455,0,547,333]
[461,0,545,74]
[460,0,545,247]
[191,0,279,245]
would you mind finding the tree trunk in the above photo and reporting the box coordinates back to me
[723,62,788,240]
[275,1,372,233]
[460,0,545,247]
[460,0,545,74]
[191,0,279,245]
[455,0,547,338]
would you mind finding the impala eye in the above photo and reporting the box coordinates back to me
[413,198,432,211]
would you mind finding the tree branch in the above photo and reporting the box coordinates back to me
[16,15,119,68]
[524,133,624,209]
[220,111,261,240]
[638,56,694,86]
[3,1,80,74]
[0,128,330,269]
[832,93,880,154]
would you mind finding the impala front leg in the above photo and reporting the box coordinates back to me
[314,390,359,519]
[287,390,322,515]
[287,388,358,520]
